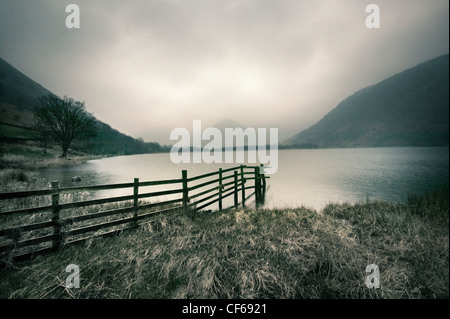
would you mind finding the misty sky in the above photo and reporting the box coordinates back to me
[0,0,448,144]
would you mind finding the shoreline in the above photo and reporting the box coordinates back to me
[0,141,109,192]
[0,141,105,170]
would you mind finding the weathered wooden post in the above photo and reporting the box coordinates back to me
[234,170,238,208]
[218,168,223,211]
[254,167,260,203]
[240,165,246,208]
[133,178,139,227]
[182,170,188,212]
[260,164,266,206]
[260,164,266,197]
[51,181,62,249]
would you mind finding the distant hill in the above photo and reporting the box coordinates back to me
[212,118,244,131]
[182,118,246,149]
[0,57,169,155]
[285,54,449,148]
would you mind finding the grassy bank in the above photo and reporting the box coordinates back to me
[0,188,447,299]
[0,141,103,170]
[0,141,105,192]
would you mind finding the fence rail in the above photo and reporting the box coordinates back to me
[0,164,268,266]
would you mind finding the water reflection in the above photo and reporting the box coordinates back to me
[38,147,449,211]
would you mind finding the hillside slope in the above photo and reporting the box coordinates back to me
[0,58,168,155]
[286,54,449,148]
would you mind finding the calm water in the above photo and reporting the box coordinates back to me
[38,147,449,211]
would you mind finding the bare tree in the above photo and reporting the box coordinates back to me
[33,94,97,158]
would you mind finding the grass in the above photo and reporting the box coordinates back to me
[0,140,104,172]
[0,123,31,139]
[0,188,447,299]
[0,140,106,193]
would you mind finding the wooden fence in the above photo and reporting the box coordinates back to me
[0,164,268,266]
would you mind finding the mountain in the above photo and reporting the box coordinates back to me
[285,54,449,148]
[181,118,246,149]
[0,58,53,127]
[0,57,168,155]
[0,58,53,112]
[212,118,244,131]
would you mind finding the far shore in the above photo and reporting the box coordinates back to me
[0,141,110,192]
[0,141,108,170]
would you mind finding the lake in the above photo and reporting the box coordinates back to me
[38,147,449,211]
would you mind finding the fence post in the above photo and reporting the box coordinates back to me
[254,167,260,203]
[260,164,266,197]
[234,170,238,208]
[182,170,188,212]
[240,165,246,208]
[218,168,223,211]
[133,178,139,227]
[51,181,62,249]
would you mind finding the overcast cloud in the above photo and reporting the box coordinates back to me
[0,0,448,144]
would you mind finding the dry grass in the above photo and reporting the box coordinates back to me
[0,188,447,299]
[0,140,105,193]
[0,141,104,172]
